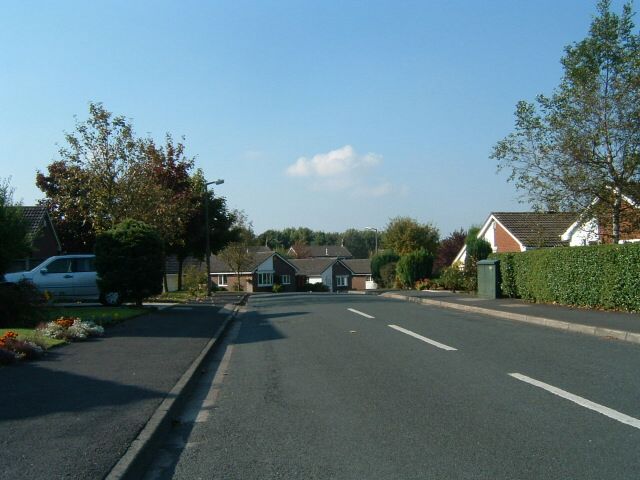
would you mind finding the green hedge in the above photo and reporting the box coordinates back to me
[492,243,640,311]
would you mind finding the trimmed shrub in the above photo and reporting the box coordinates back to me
[492,243,640,311]
[95,219,164,305]
[0,280,46,328]
[396,249,434,288]
[438,263,465,292]
[371,251,399,283]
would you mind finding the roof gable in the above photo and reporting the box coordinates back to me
[492,212,578,248]
[342,258,371,275]
[290,257,339,276]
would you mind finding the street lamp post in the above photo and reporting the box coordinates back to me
[365,226,378,256]
[205,178,224,295]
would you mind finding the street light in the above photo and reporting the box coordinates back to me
[205,178,224,295]
[365,226,378,256]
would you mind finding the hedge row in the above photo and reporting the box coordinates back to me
[491,243,640,311]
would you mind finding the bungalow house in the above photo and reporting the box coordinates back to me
[9,206,62,272]
[287,245,353,259]
[210,246,298,292]
[290,257,353,292]
[453,212,599,265]
[342,258,374,291]
[164,255,206,292]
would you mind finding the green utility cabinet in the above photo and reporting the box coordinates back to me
[477,259,500,299]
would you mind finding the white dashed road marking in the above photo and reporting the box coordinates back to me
[348,308,375,319]
[388,324,457,351]
[509,373,640,430]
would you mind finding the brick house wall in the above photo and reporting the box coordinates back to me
[351,275,368,291]
[494,223,522,252]
[598,203,640,243]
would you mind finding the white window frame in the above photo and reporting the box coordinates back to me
[336,275,349,287]
[280,274,291,285]
[258,272,274,286]
[218,274,228,286]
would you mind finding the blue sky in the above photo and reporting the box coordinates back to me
[0,1,627,237]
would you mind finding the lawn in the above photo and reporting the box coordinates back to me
[1,306,148,351]
[0,328,66,349]
[43,305,148,327]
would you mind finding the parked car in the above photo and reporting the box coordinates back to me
[3,254,121,305]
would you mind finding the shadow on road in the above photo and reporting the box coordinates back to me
[0,360,163,421]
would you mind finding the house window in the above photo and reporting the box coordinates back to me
[336,275,349,287]
[258,272,274,286]
[280,274,291,285]
[218,275,228,286]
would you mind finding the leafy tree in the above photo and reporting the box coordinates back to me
[95,219,164,305]
[371,250,400,284]
[218,243,254,291]
[173,174,237,290]
[342,228,378,258]
[396,249,434,288]
[36,161,95,252]
[382,216,439,256]
[492,1,640,243]
[0,179,30,276]
[463,227,492,291]
[433,229,467,275]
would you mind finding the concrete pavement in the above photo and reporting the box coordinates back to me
[1,301,242,480]
[381,290,640,344]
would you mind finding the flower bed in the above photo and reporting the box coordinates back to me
[0,317,105,366]
[39,317,105,341]
[0,331,44,365]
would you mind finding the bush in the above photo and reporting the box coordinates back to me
[463,229,492,291]
[439,263,465,291]
[95,219,164,305]
[396,249,434,288]
[183,265,207,294]
[0,280,46,328]
[371,251,399,283]
[303,283,329,292]
[272,283,283,293]
[414,278,437,290]
[379,262,398,288]
[492,243,640,311]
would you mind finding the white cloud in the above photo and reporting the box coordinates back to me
[286,145,381,178]
[285,145,405,198]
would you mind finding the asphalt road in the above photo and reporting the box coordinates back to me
[147,293,640,479]
[0,304,226,480]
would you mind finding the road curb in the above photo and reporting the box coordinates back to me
[380,292,640,346]
[105,296,248,480]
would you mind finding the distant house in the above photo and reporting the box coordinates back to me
[287,245,353,259]
[164,255,206,292]
[342,258,373,291]
[9,206,62,272]
[591,192,640,244]
[290,257,353,292]
[210,246,297,292]
[453,212,598,265]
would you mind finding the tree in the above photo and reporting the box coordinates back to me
[433,229,467,275]
[492,1,640,244]
[94,219,164,305]
[0,179,30,276]
[463,227,492,292]
[36,161,95,252]
[382,216,439,255]
[218,243,254,291]
[396,249,434,288]
[342,228,377,258]
[371,250,400,285]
